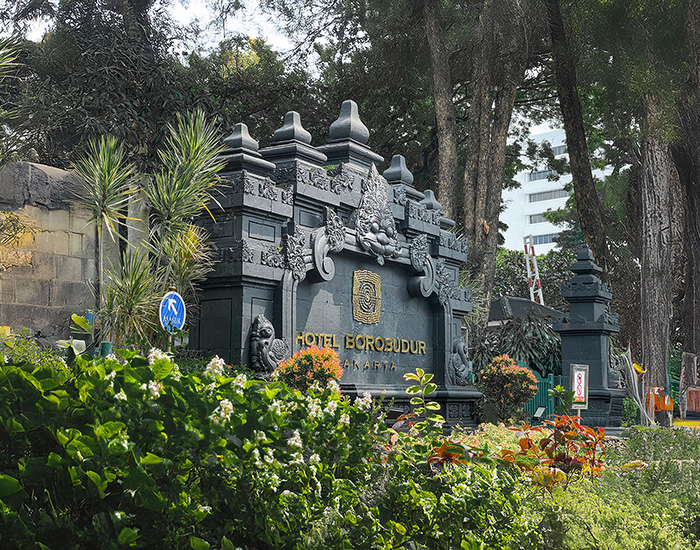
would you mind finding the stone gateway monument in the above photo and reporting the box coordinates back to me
[191,101,481,426]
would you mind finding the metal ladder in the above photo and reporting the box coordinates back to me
[524,235,544,305]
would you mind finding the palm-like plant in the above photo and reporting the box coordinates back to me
[100,250,160,346]
[72,136,135,308]
[152,224,216,306]
[146,110,225,242]
[0,39,19,170]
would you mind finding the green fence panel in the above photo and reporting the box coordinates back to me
[523,368,561,419]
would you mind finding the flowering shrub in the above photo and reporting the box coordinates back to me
[0,348,380,548]
[0,348,544,549]
[274,345,343,391]
[476,354,538,422]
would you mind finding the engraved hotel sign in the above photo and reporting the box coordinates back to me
[352,270,381,324]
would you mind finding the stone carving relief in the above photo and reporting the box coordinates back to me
[258,177,279,200]
[311,207,346,281]
[406,201,441,226]
[249,314,289,376]
[285,227,307,281]
[434,259,462,306]
[261,244,285,269]
[393,185,407,206]
[260,227,308,281]
[327,164,356,194]
[215,239,255,263]
[439,231,469,255]
[273,163,357,195]
[447,336,472,387]
[352,164,402,265]
[407,234,435,298]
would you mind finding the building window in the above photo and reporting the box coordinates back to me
[529,213,547,224]
[528,170,557,182]
[528,189,570,202]
[552,145,567,156]
[532,233,558,245]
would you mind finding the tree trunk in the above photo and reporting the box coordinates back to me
[462,0,529,328]
[422,0,460,221]
[544,0,608,269]
[674,0,700,356]
[640,95,674,397]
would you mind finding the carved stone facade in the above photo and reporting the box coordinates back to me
[192,101,480,427]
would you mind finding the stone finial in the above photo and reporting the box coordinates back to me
[570,244,602,275]
[223,123,259,152]
[420,189,442,211]
[273,111,312,145]
[329,100,370,144]
[383,155,414,185]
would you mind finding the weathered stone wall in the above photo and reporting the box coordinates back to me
[0,162,110,337]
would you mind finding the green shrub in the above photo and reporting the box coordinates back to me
[476,354,538,422]
[0,349,543,549]
[0,348,380,549]
[534,480,698,550]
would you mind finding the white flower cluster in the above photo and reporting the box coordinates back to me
[204,355,227,378]
[307,398,323,420]
[354,391,373,411]
[105,353,126,365]
[211,398,234,424]
[233,373,247,394]
[327,379,341,395]
[170,364,181,381]
[309,380,323,393]
[309,453,321,465]
[288,430,303,449]
[140,380,163,399]
[269,400,283,416]
[339,413,350,426]
[324,400,338,415]
[115,390,128,401]
[148,348,171,365]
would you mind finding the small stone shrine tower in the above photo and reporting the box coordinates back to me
[553,245,624,427]
[191,101,481,426]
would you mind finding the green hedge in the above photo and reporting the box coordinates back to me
[0,349,539,549]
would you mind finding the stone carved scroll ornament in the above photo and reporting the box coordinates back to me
[249,314,289,377]
[407,233,435,298]
[353,165,402,265]
[311,207,346,281]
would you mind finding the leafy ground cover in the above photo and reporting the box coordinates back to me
[2,342,700,549]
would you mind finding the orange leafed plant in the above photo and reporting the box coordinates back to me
[499,415,607,493]
[274,345,343,391]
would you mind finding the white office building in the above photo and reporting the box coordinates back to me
[500,129,610,255]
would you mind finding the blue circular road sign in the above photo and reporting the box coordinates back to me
[159,291,187,333]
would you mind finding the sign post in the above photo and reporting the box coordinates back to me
[159,291,187,334]
[570,364,589,410]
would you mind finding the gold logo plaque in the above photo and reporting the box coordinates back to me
[352,270,381,324]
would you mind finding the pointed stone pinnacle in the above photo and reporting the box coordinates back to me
[329,100,370,144]
[273,111,312,145]
[223,123,259,152]
[421,189,442,211]
[383,155,414,185]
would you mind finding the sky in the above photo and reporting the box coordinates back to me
[25,0,292,53]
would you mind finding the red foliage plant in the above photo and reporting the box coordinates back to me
[499,415,606,493]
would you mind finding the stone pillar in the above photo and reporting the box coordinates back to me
[553,244,624,427]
